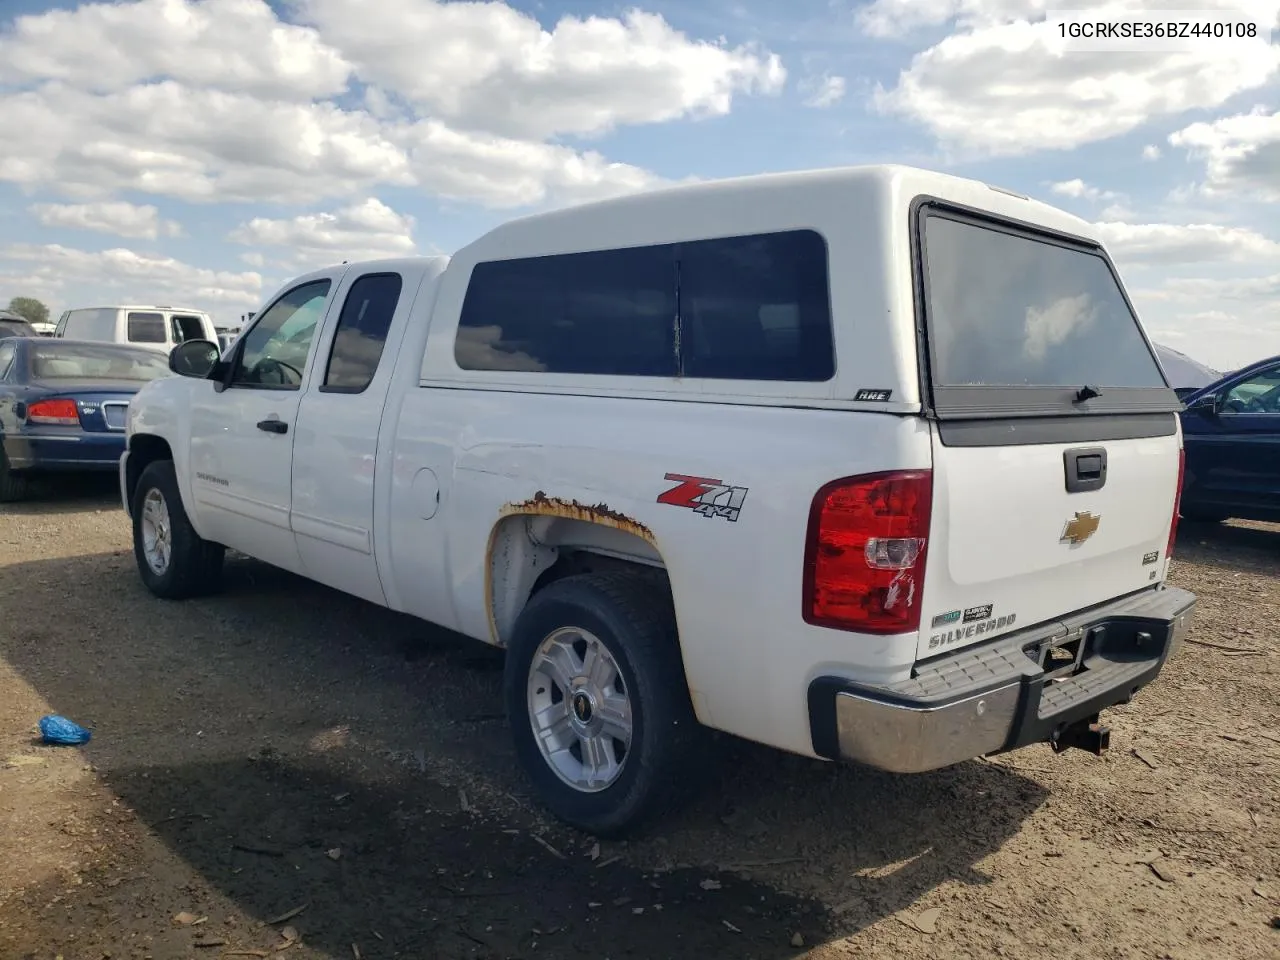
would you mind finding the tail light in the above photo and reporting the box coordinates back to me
[26,398,80,426]
[1166,447,1185,557]
[803,470,933,634]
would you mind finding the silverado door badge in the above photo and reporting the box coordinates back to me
[1060,511,1101,544]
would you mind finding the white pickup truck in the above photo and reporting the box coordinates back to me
[121,164,1197,836]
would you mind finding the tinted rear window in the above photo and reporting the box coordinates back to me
[31,344,171,380]
[0,320,33,338]
[455,230,834,381]
[127,311,167,343]
[922,215,1166,388]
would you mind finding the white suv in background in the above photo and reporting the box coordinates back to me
[55,305,218,353]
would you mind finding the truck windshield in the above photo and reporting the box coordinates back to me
[921,213,1168,391]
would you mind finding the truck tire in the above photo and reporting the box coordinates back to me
[131,459,224,599]
[0,450,30,503]
[504,571,701,837]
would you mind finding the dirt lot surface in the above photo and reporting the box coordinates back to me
[1,479,1278,960]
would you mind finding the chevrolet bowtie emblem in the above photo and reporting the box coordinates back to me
[1060,511,1101,544]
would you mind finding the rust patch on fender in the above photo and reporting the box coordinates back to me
[499,490,655,542]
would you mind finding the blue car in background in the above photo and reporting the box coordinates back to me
[1178,353,1280,525]
[0,337,172,501]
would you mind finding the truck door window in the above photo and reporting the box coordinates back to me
[321,273,403,393]
[231,280,332,390]
[127,312,167,344]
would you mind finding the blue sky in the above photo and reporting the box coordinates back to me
[0,0,1277,371]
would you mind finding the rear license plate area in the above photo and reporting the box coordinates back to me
[102,403,127,430]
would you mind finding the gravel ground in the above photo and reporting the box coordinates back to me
[0,477,1277,960]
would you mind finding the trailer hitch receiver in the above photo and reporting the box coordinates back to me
[1050,715,1111,757]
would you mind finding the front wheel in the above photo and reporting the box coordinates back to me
[131,460,225,599]
[504,572,702,837]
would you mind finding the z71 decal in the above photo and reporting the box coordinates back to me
[657,473,749,522]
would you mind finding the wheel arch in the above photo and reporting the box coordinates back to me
[483,498,689,682]
[124,434,173,509]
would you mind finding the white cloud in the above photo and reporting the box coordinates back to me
[1049,179,1118,202]
[29,200,182,240]
[230,198,416,270]
[0,0,350,100]
[856,0,1034,37]
[0,0,753,211]
[1097,222,1280,266]
[801,74,847,108]
[0,81,414,204]
[400,119,667,208]
[867,2,1280,157]
[1128,281,1279,371]
[1161,273,1280,301]
[292,0,785,140]
[1142,144,1162,161]
[1168,107,1280,202]
[2,242,264,318]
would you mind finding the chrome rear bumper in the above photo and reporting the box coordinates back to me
[807,586,1197,773]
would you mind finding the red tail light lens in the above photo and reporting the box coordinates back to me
[26,398,80,425]
[803,470,933,634]
[1167,447,1185,558]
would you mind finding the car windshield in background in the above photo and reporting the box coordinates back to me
[30,344,172,381]
[922,214,1168,389]
[0,319,35,338]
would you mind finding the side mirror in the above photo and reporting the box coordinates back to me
[1188,392,1218,413]
[169,339,221,379]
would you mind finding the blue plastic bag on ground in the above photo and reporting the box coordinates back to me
[39,715,92,745]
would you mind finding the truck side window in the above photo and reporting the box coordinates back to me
[457,246,676,376]
[453,229,834,381]
[127,312,167,344]
[321,273,403,393]
[231,280,332,390]
[677,230,834,381]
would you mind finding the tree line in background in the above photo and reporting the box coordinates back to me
[5,297,49,325]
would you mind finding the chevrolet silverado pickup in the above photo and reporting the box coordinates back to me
[120,164,1197,835]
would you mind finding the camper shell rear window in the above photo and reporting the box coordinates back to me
[915,203,1180,420]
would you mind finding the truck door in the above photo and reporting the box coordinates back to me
[290,267,420,604]
[187,274,341,574]
[1183,361,1280,519]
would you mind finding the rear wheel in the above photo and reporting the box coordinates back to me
[0,450,30,503]
[131,460,224,599]
[504,572,701,837]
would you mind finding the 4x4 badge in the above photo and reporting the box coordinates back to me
[1061,511,1101,544]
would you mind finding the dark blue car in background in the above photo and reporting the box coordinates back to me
[1178,353,1280,525]
[0,337,171,501]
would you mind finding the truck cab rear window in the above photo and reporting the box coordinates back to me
[455,230,834,382]
[921,214,1167,391]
